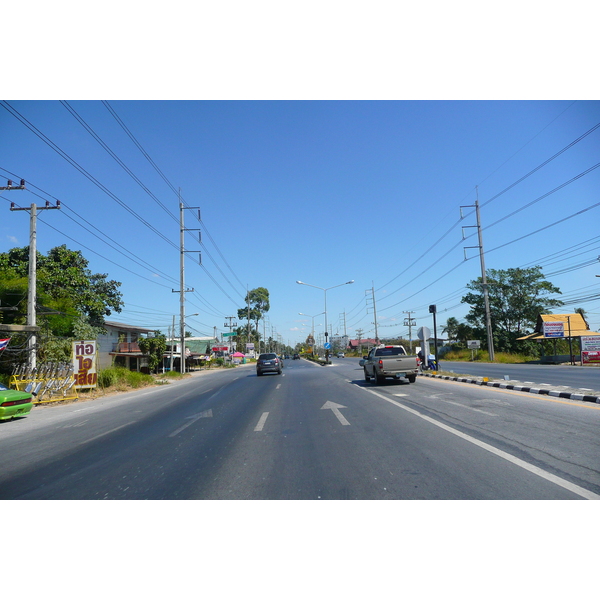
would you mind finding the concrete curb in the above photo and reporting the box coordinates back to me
[420,372,600,404]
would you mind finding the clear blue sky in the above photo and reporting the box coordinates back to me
[3,1,597,575]
[2,100,599,345]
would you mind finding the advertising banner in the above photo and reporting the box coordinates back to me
[543,322,565,338]
[581,336,600,365]
[72,340,98,388]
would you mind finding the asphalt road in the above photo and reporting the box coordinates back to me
[440,360,600,393]
[1,358,598,499]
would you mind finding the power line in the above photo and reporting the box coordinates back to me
[0,168,182,288]
[103,100,248,298]
[375,121,600,300]
[0,101,178,250]
[61,100,178,223]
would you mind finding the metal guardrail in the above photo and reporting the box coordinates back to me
[9,361,78,403]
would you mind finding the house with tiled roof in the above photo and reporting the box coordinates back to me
[98,320,156,371]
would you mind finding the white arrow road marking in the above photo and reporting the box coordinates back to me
[254,412,269,431]
[321,401,350,426]
[169,409,213,437]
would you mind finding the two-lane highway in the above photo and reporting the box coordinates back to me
[1,358,598,499]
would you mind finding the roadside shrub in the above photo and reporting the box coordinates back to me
[441,349,538,363]
[97,367,153,390]
[125,370,153,388]
[98,368,119,389]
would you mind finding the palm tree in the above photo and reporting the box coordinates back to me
[442,317,460,341]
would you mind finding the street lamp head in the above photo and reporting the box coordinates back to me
[296,281,303,284]
[346,280,354,285]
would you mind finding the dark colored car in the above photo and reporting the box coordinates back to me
[293,353,300,360]
[256,353,283,376]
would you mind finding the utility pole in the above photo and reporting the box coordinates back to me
[340,310,347,350]
[173,192,201,373]
[356,328,364,356]
[9,180,60,370]
[224,316,237,355]
[403,311,416,352]
[366,284,379,344]
[170,315,176,372]
[461,188,495,361]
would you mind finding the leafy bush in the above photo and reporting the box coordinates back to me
[98,368,119,388]
[125,370,153,388]
[440,349,538,363]
[97,367,153,390]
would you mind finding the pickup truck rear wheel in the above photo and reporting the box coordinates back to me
[373,373,383,385]
[407,374,416,383]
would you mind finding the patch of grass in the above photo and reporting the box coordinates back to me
[97,367,153,390]
[125,370,154,388]
[161,370,185,379]
[442,349,539,363]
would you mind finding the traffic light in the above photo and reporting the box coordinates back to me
[429,305,436,313]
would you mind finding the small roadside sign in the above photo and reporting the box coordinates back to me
[467,340,481,349]
[543,322,564,338]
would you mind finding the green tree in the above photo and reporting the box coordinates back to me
[455,322,475,347]
[442,317,460,341]
[138,331,167,374]
[0,244,123,331]
[462,266,563,353]
[237,287,270,341]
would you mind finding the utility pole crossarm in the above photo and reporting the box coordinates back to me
[8,192,61,370]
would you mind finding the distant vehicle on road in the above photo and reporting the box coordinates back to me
[293,354,300,360]
[256,353,283,376]
[362,345,419,384]
[337,352,345,358]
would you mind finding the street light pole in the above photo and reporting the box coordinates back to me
[296,279,354,364]
[299,312,324,355]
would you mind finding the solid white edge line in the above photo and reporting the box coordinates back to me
[360,387,600,500]
[254,412,269,432]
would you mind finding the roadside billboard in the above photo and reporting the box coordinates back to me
[581,336,600,365]
[73,340,97,388]
[543,322,565,338]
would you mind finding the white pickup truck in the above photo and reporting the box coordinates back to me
[360,345,419,384]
